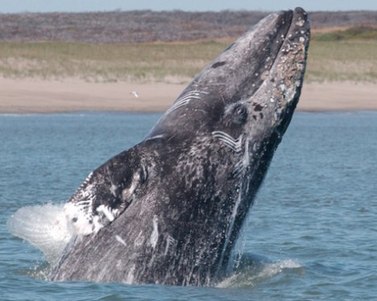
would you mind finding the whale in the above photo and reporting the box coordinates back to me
[10,8,310,286]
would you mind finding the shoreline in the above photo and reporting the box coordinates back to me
[0,78,376,113]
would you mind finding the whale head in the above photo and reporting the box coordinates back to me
[150,7,310,153]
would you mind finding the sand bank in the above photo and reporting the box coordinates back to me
[0,78,376,113]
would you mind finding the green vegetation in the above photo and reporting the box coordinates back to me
[313,26,377,42]
[0,27,376,83]
[306,40,377,82]
[0,41,226,83]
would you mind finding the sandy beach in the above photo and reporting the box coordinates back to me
[0,77,376,113]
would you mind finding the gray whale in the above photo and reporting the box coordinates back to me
[50,7,310,285]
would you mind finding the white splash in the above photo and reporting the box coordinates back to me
[217,259,302,288]
[126,264,136,284]
[7,203,73,264]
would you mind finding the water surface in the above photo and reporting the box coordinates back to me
[1,112,376,300]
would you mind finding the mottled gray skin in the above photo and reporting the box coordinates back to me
[51,8,310,286]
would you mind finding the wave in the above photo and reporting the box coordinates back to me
[218,254,303,288]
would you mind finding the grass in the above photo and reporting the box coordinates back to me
[306,40,377,82]
[313,26,377,42]
[0,27,376,83]
[0,41,225,83]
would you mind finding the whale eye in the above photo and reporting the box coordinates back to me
[232,104,248,125]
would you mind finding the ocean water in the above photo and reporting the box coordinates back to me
[1,111,376,300]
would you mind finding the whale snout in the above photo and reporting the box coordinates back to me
[238,7,310,141]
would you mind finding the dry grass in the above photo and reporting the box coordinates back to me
[306,40,377,82]
[0,41,226,83]
[0,32,376,83]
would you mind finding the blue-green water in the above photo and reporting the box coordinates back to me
[1,112,376,300]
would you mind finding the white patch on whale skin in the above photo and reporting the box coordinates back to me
[65,171,99,235]
[212,131,243,153]
[64,202,96,235]
[232,138,251,178]
[79,172,93,189]
[134,231,145,247]
[96,204,116,222]
[64,202,121,237]
[165,90,209,115]
[295,19,305,27]
[64,202,104,235]
[145,134,164,141]
[242,138,250,168]
[164,234,177,255]
[115,235,127,247]
[150,215,159,249]
[218,138,251,270]
[122,172,141,201]
[110,183,118,197]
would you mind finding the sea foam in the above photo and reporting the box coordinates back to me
[7,203,73,264]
